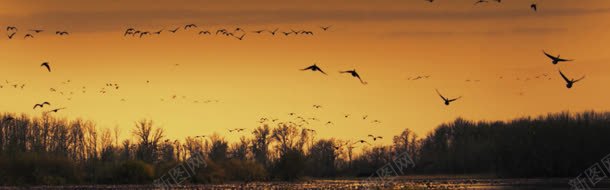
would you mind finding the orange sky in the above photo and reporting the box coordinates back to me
[1,0,609,145]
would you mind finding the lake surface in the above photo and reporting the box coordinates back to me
[0,177,608,189]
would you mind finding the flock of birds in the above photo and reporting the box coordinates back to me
[5,26,69,40]
[123,24,332,40]
[0,1,589,148]
[427,0,538,12]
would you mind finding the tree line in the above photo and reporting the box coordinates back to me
[0,111,608,185]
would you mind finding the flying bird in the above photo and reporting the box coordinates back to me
[543,51,572,64]
[7,32,16,39]
[559,70,585,89]
[33,102,51,109]
[184,24,197,29]
[47,107,66,113]
[153,29,163,35]
[320,25,332,31]
[30,29,44,33]
[234,34,246,40]
[268,28,279,35]
[436,89,461,106]
[474,0,489,5]
[41,62,51,72]
[24,34,34,39]
[368,135,383,141]
[340,70,367,84]
[56,31,69,35]
[169,27,179,33]
[355,140,371,145]
[6,26,17,31]
[124,28,135,36]
[199,31,211,35]
[301,64,327,75]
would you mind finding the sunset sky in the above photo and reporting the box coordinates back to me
[0,0,609,144]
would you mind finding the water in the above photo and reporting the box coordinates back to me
[0,178,607,189]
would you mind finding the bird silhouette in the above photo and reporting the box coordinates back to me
[234,34,245,40]
[153,29,163,35]
[368,135,383,141]
[169,27,179,33]
[531,3,537,11]
[268,28,279,35]
[56,31,69,35]
[7,32,16,39]
[33,102,51,109]
[253,30,265,34]
[199,31,211,35]
[559,70,585,89]
[355,140,371,145]
[24,34,34,39]
[543,51,572,64]
[6,26,17,31]
[340,70,367,84]
[436,89,461,106]
[320,26,332,31]
[301,64,327,75]
[474,0,489,5]
[124,28,135,36]
[184,24,197,29]
[41,62,51,72]
[47,107,66,113]
[139,32,150,38]
[30,29,43,33]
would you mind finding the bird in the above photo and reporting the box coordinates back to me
[153,29,163,35]
[559,70,585,89]
[253,30,265,34]
[543,51,573,64]
[234,34,245,40]
[368,135,383,141]
[372,120,381,124]
[363,115,368,120]
[7,32,16,39]
[47,107,66,113]
[198,31,211,35]
[425,0,434,3]
[56,31,69,35]
[30,29,43,33]
[33,102,51,109]
[320,25,332,31]
[139,32,150,38]
[169,27,179,33]
[344,114,350,118]
[301,64,327,75]
[340,70,367,84]
[355,140,371,145]
[531,3,537,12]
[24,34,34,39]
[436,89,461,106]
[41,62,51,72]
[282,32,291,36]
[124,28,135,36]
[313,105,323,109]
[268,28,279,35]
[474,0,489,5]
[6,26,17,31]
[184,24,197,29]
